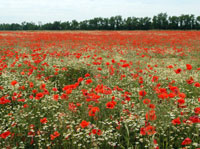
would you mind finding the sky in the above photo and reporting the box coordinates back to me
[0,0,200,24]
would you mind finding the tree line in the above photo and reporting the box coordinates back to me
[1,13,200,30]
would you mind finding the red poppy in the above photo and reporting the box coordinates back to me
[106,101,115,109]
[194,107,200,114]
[97,129,102,136]
[146,110,157,121]
[181,138,192,145]
[172,117,181,125]
[0,131,11,139]
[179,93,186,98]
[40,117,48,124]
[186,77,194,85]
[89,107,100,117]
[194,82,200,87]
[80,120,89,128]
[35,92,44,100]
[140,127,146,135]
[174,68,182,74]
[186,64,192,70]
[177,98,185,105]
[11,80,18,86]
[143,99,151,105]
[149,104,156,109]
[145,125,156,135]
[85,73,90,77]
[152,76,159,82]
[53,94,59,101]
[86,79,92,84]
[50,131,60,140]
[139,90,147,97]
[92,129,97,134]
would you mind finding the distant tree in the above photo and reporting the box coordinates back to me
[168,16,179,29]
[21,22,38,30]
[42,23,53,30]
[179,14,195,29]
[115,15,123,30]
[10,23,22,30]
[196,16,200,29]
[79,20,89,30]
[52,21,61,30]
[71,20,79,30]
[124,17,138,30]
[0,13,199,30]
[61,21,71,30]
[102,18,109,30]
[153,13,168,29]
[138,17,151,30]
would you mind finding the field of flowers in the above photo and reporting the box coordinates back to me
[0,31,200,148]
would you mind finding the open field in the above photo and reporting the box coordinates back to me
[0,31,200,148]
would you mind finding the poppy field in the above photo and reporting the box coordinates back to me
[0,31,200,148]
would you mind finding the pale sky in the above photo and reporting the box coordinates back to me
[0,0,200,24]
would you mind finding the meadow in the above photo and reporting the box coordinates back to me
[0,31,200,149]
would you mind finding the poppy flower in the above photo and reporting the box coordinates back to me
[186,64,192,70]
[97,129,102,136]
[92,129,97,134]
[145,125,156,135]
[143,99,151,105]
[106,101,115,109]
[50,131,60,140]
[85,73,90,77]
[194,82,200,87]
[86,79,92,85]
[40,117,48,124]
[194,107,200,114]
[146,110,157,121]
[149,104,156,109]
[177,98,185,105]
[174,68,182,74]
[80,120,89,128]
[139,90,147,97]
[0,131,11,139]
[53,94,59,101]
[89,107,100,117]
[181,138,192,145]
[11,80,18,86]
[35,92,44,100]
[172,117,181,125]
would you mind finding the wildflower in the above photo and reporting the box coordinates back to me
[86,79,92,85]
[0,131,11,139]
[50,131,60,140]
[174,68,182,74]
[177,98,185,105]
[146,110,157,121]
[139,90,147,97]
[106,101,116,109]
[194,82,200,87]
[172,117,181,125]
[11,80,18,86]
[186,64,192,70]
[40,117,48,124]
[194,107,200,114]
[143,98,151,105]
[181,138,192,145]
[89,107,100,117]
[35,92,44,100]
[80,120,89,128]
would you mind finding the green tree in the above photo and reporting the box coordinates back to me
[153,13,168,29]
[168,16,179,29]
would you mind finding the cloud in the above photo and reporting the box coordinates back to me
[0,0,200,23]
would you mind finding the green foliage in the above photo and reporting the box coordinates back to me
[1,13,200,30]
